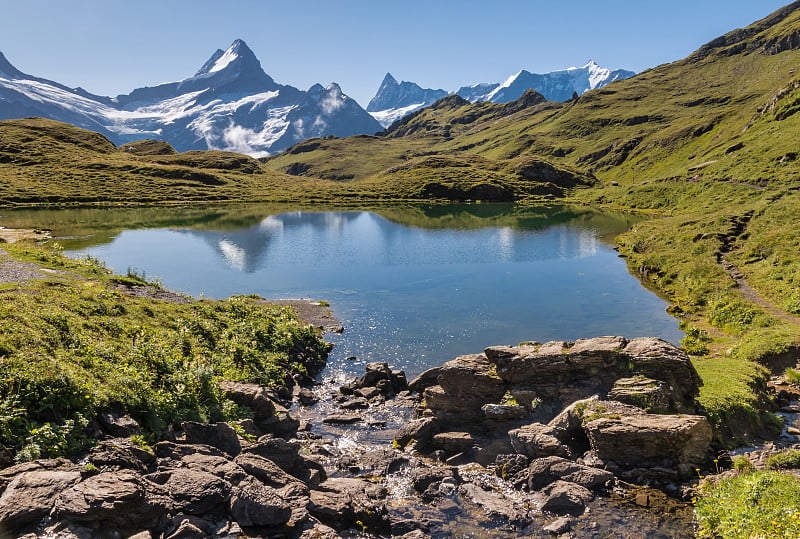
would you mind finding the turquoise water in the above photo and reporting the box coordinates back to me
[4,204,682,377]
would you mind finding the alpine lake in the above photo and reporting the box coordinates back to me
[0,203,693,537]
[2,203,682,378]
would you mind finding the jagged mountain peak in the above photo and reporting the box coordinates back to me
[193,39,265,78]
[381,72,398,86]
[0,51,25,79]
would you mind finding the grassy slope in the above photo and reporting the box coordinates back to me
[0,117,590,205]
[0,241,329,461]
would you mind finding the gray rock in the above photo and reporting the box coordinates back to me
[360,362,393,387]
[411,465,459,494]
[339,397,369,410]
[234,453,305,489]
[181,422,241,457]
[408,366,442,394]
[459,482,530,525]
[323,413,363,424]
[219,381,276,421]
[525,456,614,491]
[54,470,170,529]
[298,388,319,406]
[432,432,475,454]
[0,468,82,531]
[148,468,230,515]
[624,337,704,413]
[482,403,527,421]
[243,437,326,485]
[394,417,437,449]
[88,438,155,472]
[97,411,141,437]
[355,386,381,400]
[537,480,594,516]
[608,376,671,412]
[509,423,573,459]
[584,413,712,468]
[308,477,389,532]
[165,519,206,539]
[426,354,506,418]
[543,516,572,535]
[229,476,292,527]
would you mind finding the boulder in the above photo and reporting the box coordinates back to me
[431,432,475,454]
[97,411,141,437]
[536,480,594,516]
[155,443,247,485]
[408,366,442,394]
[88,438,155,472]
[608,376,671,412]
[482,403,527,421]
[181,422,241,457]
[623,337,703,413]
[243,437,326,485]
[360,362,393,387]
[410,465,459,494]
[148,468,230,515]
[459,482,530,525]
[54,470,170,529]
[0,467,82,531]
[219,381,276,420]
[229,476,292,528]
[523,456,614,491]
[583,413,712,468]
[421,354,506,424]
[509,423,573,459]
[485,337,627,386]
[234,453,303,489]
[308,478,389,532]
[543,516,572,535]
[394,417,438,449]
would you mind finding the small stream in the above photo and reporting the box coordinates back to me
[290,369,696,538]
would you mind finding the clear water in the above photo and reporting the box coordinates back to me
[1,204,682,378]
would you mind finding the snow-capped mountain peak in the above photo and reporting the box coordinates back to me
[367,72,448,127]
[195,39,259,77]
[368,61,636,126]
[0,41,381,157]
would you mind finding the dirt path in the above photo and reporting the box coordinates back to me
[721,256,800,326]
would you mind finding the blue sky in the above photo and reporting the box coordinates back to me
[1,0,792,106]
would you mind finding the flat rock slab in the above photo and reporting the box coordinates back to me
[584,413,712,467]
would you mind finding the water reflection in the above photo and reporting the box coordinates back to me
[0,204,682,377]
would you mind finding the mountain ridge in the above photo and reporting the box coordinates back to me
[0,40,381,156]
[366,61,635,128]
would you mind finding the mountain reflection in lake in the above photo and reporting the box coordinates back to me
[7,204,682,378]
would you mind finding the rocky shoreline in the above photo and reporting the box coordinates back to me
[0,334,712,538]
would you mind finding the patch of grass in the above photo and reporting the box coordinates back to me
[766,449,800,470]
[695,471,800,538]
[0,242,329,460]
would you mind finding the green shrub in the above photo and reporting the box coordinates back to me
[731,455,756,473]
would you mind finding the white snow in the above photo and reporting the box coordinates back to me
[208,47,239,73]
[370,102,426,128]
